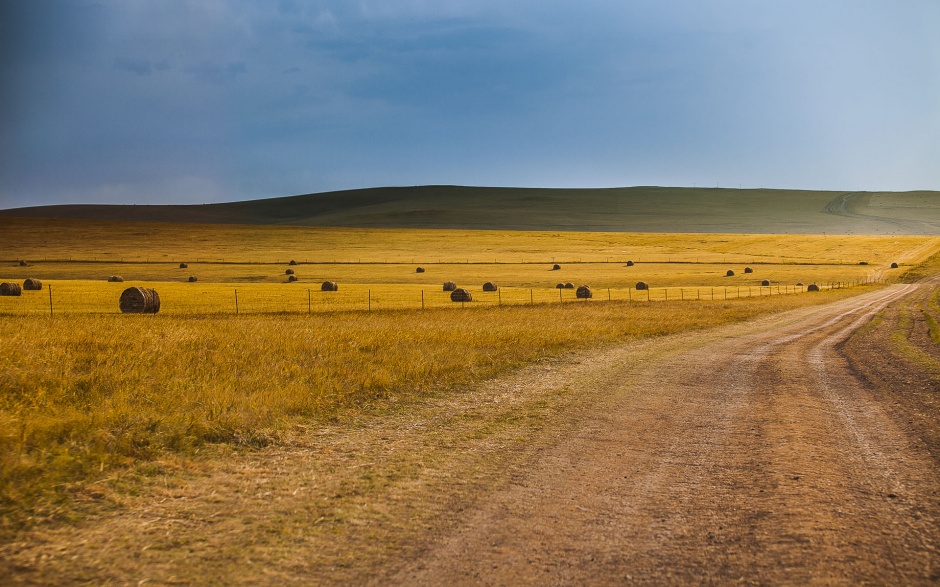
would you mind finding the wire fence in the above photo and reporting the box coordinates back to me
[0,279,884,316]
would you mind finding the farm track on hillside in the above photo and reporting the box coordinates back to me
[2,284,938,585]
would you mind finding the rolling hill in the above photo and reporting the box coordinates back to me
[3,185,940,234]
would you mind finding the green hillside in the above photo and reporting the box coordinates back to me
[3,186,940,234]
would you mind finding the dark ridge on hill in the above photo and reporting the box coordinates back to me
[3,185,940,234]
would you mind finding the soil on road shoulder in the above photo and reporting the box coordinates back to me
[395,285,940,585]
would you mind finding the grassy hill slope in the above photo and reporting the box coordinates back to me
[3,185,940,234]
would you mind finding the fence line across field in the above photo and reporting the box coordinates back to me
[0,279,882,316]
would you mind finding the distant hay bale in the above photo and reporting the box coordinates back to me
[635,281,648,290]
[23,278,42,291]
[552,264,561,270]
[289,260,297,266]
[807,283,820,292]
[0,282,22,296]
[119,286,160,313]
[288,275,298,282]
[576,285,592,299]
[285,268,294,275]
[744,267,753,274]
[179,262,188,269]
[626,261,635,267]
[564,282,574,289]
[450,288,472,302]
[796,282,803,286]
[726,269,735,277]
[108,276,124,283]
[321,281,338,291]
[858,261,868,265]
[891,262,899,268]
[761,279,770,286]
[443,281,457,291]
[18,260,28,267]
[416,267,425,273]
[556,283,565,289]
[188,276,198,282]
[483,282,498,292]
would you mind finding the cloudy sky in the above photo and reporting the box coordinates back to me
[1,1,938,208]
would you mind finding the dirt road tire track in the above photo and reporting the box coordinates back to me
[394,285,940,585]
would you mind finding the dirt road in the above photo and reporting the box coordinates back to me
[395,284,940,585]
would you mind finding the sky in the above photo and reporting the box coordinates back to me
[1,1,938,208]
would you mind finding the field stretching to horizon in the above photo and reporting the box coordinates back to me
[2,214,940,540]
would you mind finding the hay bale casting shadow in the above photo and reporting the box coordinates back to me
[23,278,42,291]
[321,281,338,291]
[564,282,574,289]
[120,287,160,314]
[416,267,425,273]
[483,282,498,292]
[443,281,457,292]
[1,282,22,296]
[726,270,735,277]
[188,276,198,282]
[635,281,649,291]
[744,267,753,274]
[576,285,592,299]
[761,279,770,286]
[556,283,565,289]
[807,283,820,292]
[289,260,298,266]
[626,261,635,267]
[552,264,561,270]
[18,260,28,267]
[891,262,899,269]
[285,268,295,275]
[288,275,298,282]
[179,262,188,269]
[450,288,472,302]
[108,276,124,283]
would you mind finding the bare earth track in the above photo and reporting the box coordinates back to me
[3,285,939,584]
[396,285,940,585]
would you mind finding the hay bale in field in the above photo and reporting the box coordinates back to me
[744,267,753,274]
[23,278,42,291]
[807,283,820,292]
[626,261,635,267]
[556,283,565,289]
[483,281,498,292]
[450,288,472,302]
[288,275,298,282]
[796,282,803,286]
[858,261,868,265]
[321,281,338,291]
[18,260,28,267]
[576,285,592,299]
[285,268,294,275]
[761,279,770,286]
[416,267,425,273]
[119,286,160,313]
[726,269,735,277]
[108,275,124,282]
[552,264,561,270]
[564,282,574,289]
[179,262,188,269]
[289,260,297,266]
[635,281,648,291]
[1,282,22,296]
[188,276,198,282]
[891,262,899,269]
[443,281,457,291]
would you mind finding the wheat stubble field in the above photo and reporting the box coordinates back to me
[2,212,940,585]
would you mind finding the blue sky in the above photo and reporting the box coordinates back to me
[1,1,938,208]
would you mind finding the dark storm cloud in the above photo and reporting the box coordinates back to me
[1,1,938,207]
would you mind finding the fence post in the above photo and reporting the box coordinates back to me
[48,284,53,316]
[235,289,239,315]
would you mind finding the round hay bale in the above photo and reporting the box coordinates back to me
[321,281,338,291]
[285,268,295,275]
[108,276,124,283]
[626,260,635,267]
[483,282,498,292]
[23,278,42,291]
[0,282,22,296]
[726,269,735,277]
[556,283,565,289]
[564,282,574,289]
[18,260,28,267]
[635,281,648,291]
[891,262,899,269]
[450,288,472,302]
[858,261,868,265]
[807,283,820,292]
[289,260,297,266]
[288,275,298,282]
[744,267,753,274]
[416,267,425,273]
[796,282,803,286]
[443,281,457,292]
[552,264,561,270]
[761,279,770,286]
[576,285,592,299]
[119,287,160,313]
[179,262,188,269]
[188,275,198,282]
